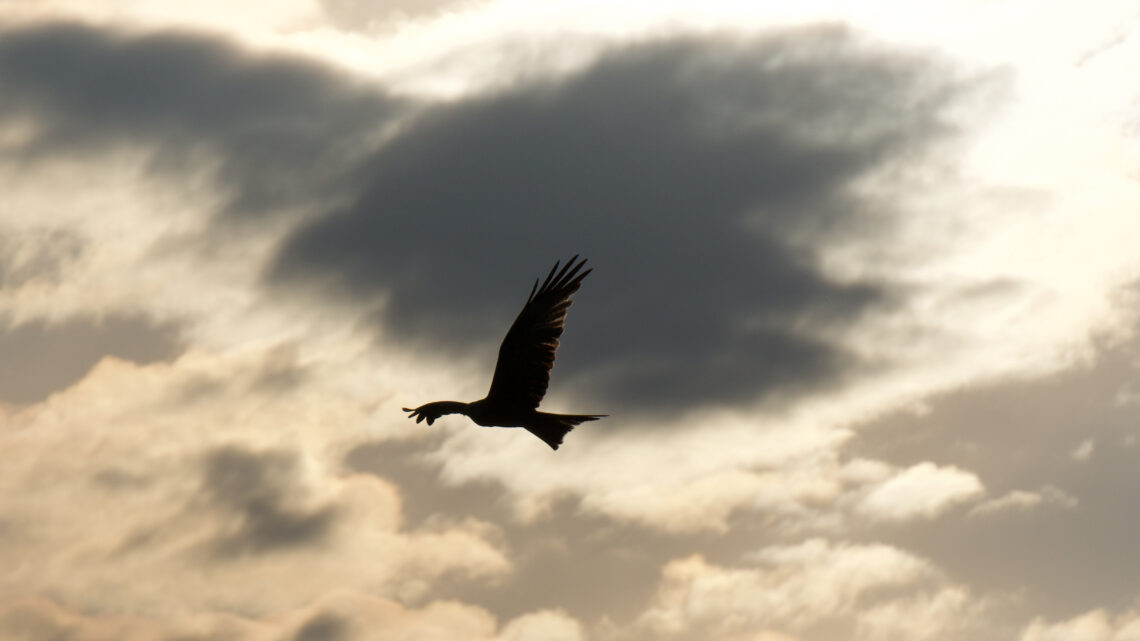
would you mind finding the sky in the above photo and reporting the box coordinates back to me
[1,1,1139,640]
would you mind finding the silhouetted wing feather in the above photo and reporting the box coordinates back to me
[487,256,591,410]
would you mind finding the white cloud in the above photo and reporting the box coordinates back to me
[0,590,593,641]
[0,352,509,618]
[857,462,984,522]
[498,610,584,641]
[856,588,976,641]
[1021,607,1140,641]
[839,457,894,485]
[969,486,1078,517]
[426,414,853,532]
[635,540,978,641]
[1071,439,1096,462]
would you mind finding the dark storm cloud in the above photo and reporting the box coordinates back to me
[848,330,1140,622]
[200,446,337,557]
[0,21,404,219]
[0,21,984,415]
[0,314,183,404]
[271,29,978,415]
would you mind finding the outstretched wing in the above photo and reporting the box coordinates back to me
[486,256,591,410]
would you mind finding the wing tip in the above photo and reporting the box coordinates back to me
[543,255,591,294]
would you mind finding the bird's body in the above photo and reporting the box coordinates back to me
[403,256,605,450]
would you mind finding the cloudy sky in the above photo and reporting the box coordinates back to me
[1,1,1139,639]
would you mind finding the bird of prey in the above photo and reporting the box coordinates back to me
[403,256,605,450]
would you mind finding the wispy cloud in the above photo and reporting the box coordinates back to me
[968,486,1077,518]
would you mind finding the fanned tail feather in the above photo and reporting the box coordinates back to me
[525,412,606,450]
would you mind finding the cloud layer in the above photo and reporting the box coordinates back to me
[1,4,1139,641]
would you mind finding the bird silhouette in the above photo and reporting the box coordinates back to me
[403,256,605,450]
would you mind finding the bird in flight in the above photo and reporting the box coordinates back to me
[403,256,605,450]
